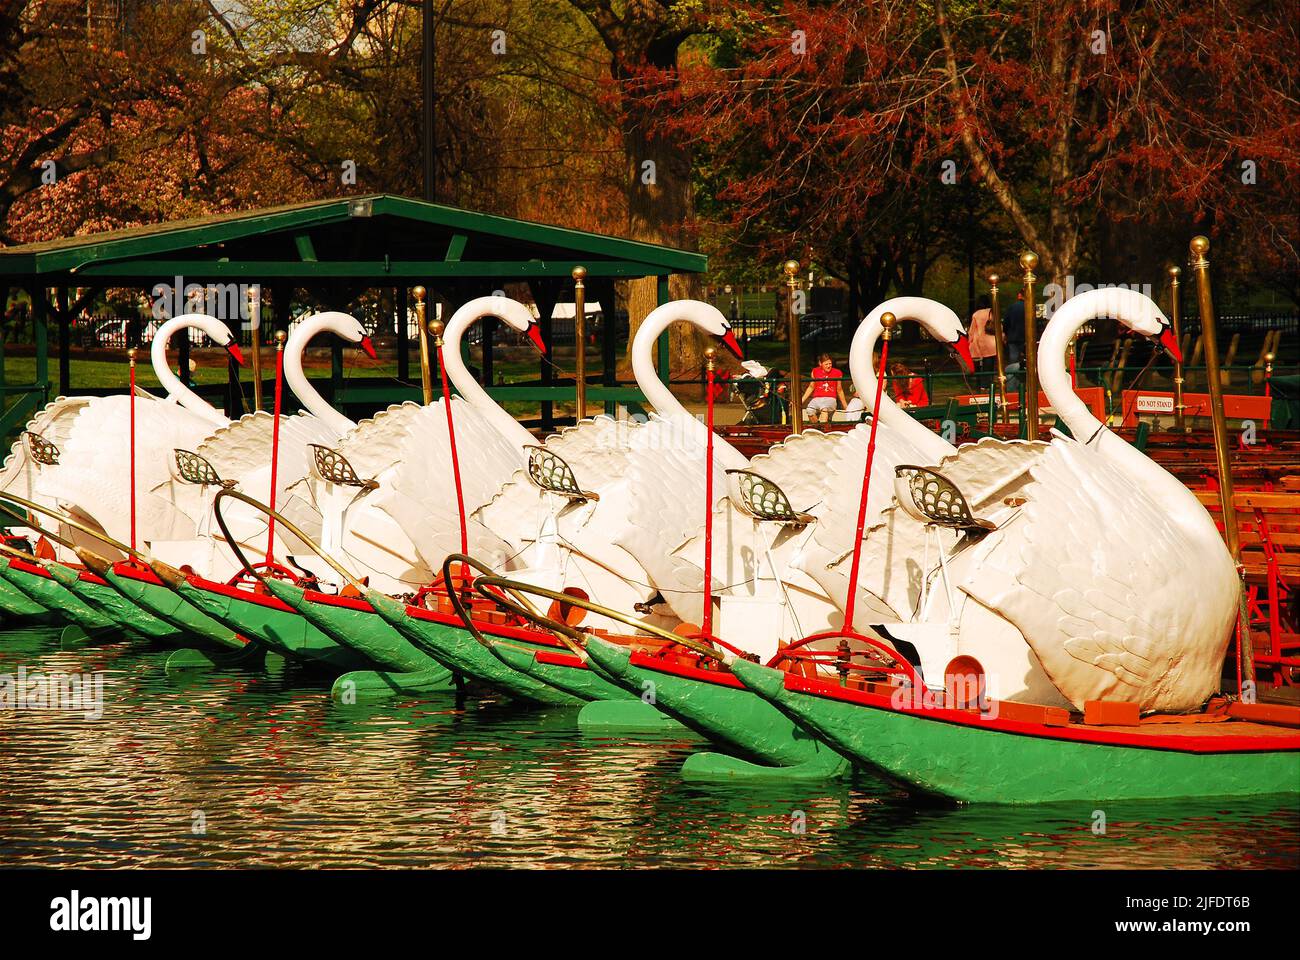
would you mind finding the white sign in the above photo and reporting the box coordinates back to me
[1135,395,1175,413]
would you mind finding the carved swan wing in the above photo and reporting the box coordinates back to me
[960,440,1236,712]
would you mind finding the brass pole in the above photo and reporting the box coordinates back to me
[784,259,802,432]
[1189,236,1254,688]
[414,285,433,405]
[572,265,587,420]
[1020,251,1039,436]
[1168,265,1187,432]
[1190,237,1238,558]
[248,286,264,411]
[988,272,1008,424]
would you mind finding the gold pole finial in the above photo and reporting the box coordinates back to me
[275,329,287,348]
[1168,264,1186,431]
[880,311,898,339]
[414,286,433,404]
[572,266,588,420]
[1020,251,1040,435]
[987,272,999,287]
[127,347,138,363]
[1189,235,1210,264]
[704,346,717,372]
[429,318,445,348]
[784,259,803,432]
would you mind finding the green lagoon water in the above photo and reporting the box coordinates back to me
[1,625,1296,869]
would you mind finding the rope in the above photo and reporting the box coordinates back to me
[842,335,891,631]
[437,340,470,580]
[265,340,284,564]
[702,359,715,637]
[129,353,137,553]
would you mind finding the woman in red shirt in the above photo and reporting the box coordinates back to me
[889,361,930,408]
[801,353,848,423]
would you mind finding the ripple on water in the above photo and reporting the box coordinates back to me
[0,628,1296,869]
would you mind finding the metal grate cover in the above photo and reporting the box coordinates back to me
[894,465,995,533]
[727,469,814,525]
[310,444,377,489]
[525,445,597,501]
[174,449,233,487]
[23,431,60,466]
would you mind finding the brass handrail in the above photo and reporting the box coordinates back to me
[211,486,365,590]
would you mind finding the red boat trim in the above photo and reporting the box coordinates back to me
[303,588,372,611]
[628,650,745,689]
[184,575,292,612]
[111,562,163,585]
[401,601,565,646]
[7,558,52,578]
[534,648,585,669]
[77,570,109,586]
[781,672,1299,754]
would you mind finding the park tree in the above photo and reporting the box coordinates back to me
[660,0,1297,307]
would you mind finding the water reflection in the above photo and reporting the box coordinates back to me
[1,628,1295,869]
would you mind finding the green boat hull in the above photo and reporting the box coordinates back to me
[261,580,448,676]
[44,562,182,641]
[0,567,55,621]
[731,659,1300,804]
[169,577,369,672]
[1,561,119,634]
[584,637,847,774]
[104,566,245,651]
[489,642,635,703]
[364,590,581,706]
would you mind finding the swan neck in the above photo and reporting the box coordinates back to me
[151,318,226,427]
[442,303,535,449]
[283,316,355,435]
[1038,304,1103,441]
[849,303,956,462]
[631,310,684,418]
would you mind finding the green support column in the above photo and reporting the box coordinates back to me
[34,281,49,402]
[656,275,670,386]
[57,286,71,396]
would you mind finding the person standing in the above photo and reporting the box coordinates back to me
[801,353,848,423]
[968,295,997,372]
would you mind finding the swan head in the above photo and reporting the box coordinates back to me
[171,313,244,365]
[1062,289,1183,363]
[913,303,974,373]
[311,311,377,359]
[868,298,973,372]
[488,296,548,355]
[689,302,744,359]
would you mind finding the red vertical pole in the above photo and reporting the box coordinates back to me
[433,322,469,584]
[265,332,286,564]
[702,350,716,638]
[128,348,137,554]
[842,313,895,632]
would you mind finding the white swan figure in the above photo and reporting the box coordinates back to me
[149,313,378,579]
[313,297,548,593]
[947,288,1236,712]
[0,313,243,556]
[795,299,1047,621]
[662,299,977,654]
[469,301,757,633]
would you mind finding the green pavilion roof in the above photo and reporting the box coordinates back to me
[0,194,706,280]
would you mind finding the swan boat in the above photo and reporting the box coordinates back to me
[502,291,1271,788]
